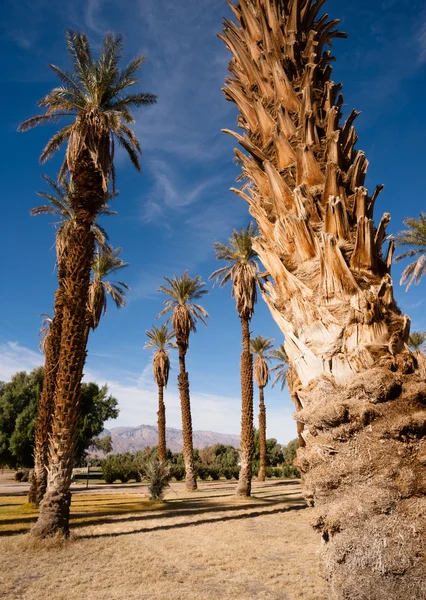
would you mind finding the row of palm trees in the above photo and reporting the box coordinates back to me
[142,225,289,495]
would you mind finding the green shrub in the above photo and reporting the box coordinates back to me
[197,465,209,480]
[142,457,170,500]
[282,465,300,479]
[232,467,240,480]
[170,465,185,481]
[208,467,220,480]
[101,454,140,484]
[273,467,282,478]
[222,468,233,480]
[265,466,274,478]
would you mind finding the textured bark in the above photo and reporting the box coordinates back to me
[29,257,68,506]
[157,384,167,463]
[257,387,267,481]
[236,316,254,496]
[178,345,197,491]
[31,152,103,538]
[221,1,426,597]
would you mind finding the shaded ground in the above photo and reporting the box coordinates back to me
[0,479,327,600]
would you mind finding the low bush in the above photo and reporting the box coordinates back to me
[170,465,185,481]
[273,467,282,478]
[265,467,274,478]
[142,457,170,500]
[208,467,220,481]
[282,465,300,479]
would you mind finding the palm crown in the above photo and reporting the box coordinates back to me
[31,175,114,267]
[269,344,289,390]
[251,335,273,388]
[144,324,176,388]
[393,214,426,290]
[19,31,157,191]
[157,271,209,348]
[210,223,259,320]
[88,245,129,329]
[408,331,426,352]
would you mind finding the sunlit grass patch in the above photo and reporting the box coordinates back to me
[0,493,164,535]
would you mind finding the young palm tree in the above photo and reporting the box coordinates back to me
[210,223,259,496]
[28,176,113,507]
[144,324,176,463]
[86,245,129,335]
[269,345,289,391]
[393,214,426,290]
[250,335,273,482]
[20,31,156,538]
[220,1,425,596]
[157,272,209,491]
[408,331,426,352]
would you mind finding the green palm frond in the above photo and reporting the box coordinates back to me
[210,222,259,320]
[269,344,289,391]
[19,30,156,192]
[31,175,113,264]
[250,335,274,356]
[408,331,426,352]
[89,245,129,329]
[393,213,426,290]
[157,271,209,347]
[144,323,176,351]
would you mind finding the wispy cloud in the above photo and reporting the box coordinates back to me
[0,341,42,381]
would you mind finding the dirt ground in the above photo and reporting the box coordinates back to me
[0,479,327,600]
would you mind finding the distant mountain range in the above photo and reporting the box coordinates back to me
[99,424,240,454]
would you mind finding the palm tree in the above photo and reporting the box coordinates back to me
[157,272,209,491]
[393,214,426,290]
[408,332,426,352]
[144,324,176,463]
[210,224,259,496]
[86,245,129,335]
[269,345,289,391]
[20,31,156,538]
[250,335,273,482]
[220,1,425,596]
[28,176,113,507]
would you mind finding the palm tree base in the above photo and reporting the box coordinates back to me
[30,490,71,539]
[257,469,266,482]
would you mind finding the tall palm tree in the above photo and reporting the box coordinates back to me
[20,31,156,538]
[28,176,113,507]
[408,332,426,352]
[157,272,209,491]
[393,214,426,290]
[220,1,425,596]
[144,324,176,463]
[210,223,259,496]
[269,345,289,391]
[250,335,273,482]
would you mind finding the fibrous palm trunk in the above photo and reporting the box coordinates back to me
[31,153,104,538]
[177,345,197,491]
[221,1,426,598]
[236,316,254,496]
[157,384,167,463]
[29,261,67,506]
[257,387,267,481]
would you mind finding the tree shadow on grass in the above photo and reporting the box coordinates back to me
[78,503,307,540]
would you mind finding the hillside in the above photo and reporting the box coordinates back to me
[101,424,240,454]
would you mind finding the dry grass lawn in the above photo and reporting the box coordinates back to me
[0,480,327,600]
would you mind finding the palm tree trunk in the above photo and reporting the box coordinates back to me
[221,1,426,596]
[29,267,66,506]
[177,344,197,491]
[31,153,103,538]
[28,311,61,506]
[157,384,167,463]
[236,315,254,496]
[257,387,266,482]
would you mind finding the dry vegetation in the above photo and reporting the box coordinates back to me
[0,480,327,600]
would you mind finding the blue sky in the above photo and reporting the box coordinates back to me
[1,0,426,444]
